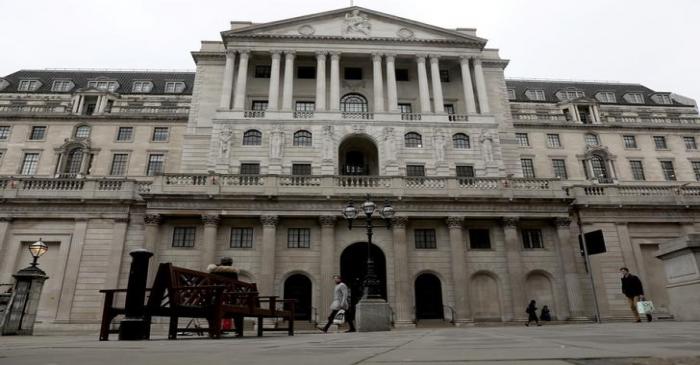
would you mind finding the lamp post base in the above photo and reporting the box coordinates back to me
[356,298,391,332]
[118,318,148,340]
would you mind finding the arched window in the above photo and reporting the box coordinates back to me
[293,130,312,147]
[452,133,470,149]
[591,155,608,179]
[340,93,368,113]
[64,148,84,176]
[585,133,599,146]
[242,129,262,145]
[404,132,423,148]
[75,125,90,138]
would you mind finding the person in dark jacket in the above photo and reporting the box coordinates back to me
[540,305,552,321]
[525,300,541,326]
[620,267,652,322]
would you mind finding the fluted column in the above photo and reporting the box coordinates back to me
[259,215,279,296]
[315,52,327,111]
[319,216,337,320]
[219,49,237,109]
[329,52,341,111]
[232,49,250,110]
[503,217,525,321]
[473,58,490,114]
[459,56,477,114]
[281,51,296,111]
[416,54,431,113]
[371,53,385,112]
[267,51,282,111]
[385,53,398,112]
[447,217,471,324]
[201,215,221,270]
[429,55,445,113]
[144,214,162,283]
[391,217,412,326]
[555,218,583,318]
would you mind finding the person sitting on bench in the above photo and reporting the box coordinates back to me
[207,256,239,281]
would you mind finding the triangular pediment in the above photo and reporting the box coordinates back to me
[223,7,486,46]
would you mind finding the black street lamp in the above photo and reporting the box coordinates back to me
[342,195,394,299]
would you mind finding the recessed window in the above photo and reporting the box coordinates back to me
[660,161,676,181]
[146,154,165,176]
[255,65,271,78]
[452,133,470,149]
[340,94,368,113]
[444,104,455,115]
[172,227,196,248]
[653,136,667,150]
[230,227,254,248]
[18,80,41,92]
[344,67,362,80]
[406,164,425,177]
[469,229,491,249]
[656,94,672,104]
[292,163,312,176]
[552,159,568,179]
[561,89,585,100]
[242,130,262,146]
[623,135,637,149]
[152,127,169,142]
[630,160,646,181]
[297,66,316,79]
[404,132,423,148]
[295,101,315,112]
[395,69,409,81]
[109,154,129,176]
[164,81,186,93]
[287,228,311,248]
[627,93,644,104]
[456,165,475,178]
[293,130,312,147]
[692,162,700,181]
[87,80,119,92]
[439,70,450,83]
[522,229,543,249]
[414,229,437,249]
[131,81,153,93]
[507,89,516,100]
[684,136,697,150]
[597,91,616,103]
[398,103,412,113]
[521,158,535,178]
[240,163,260,175]
[525,89,546,101]
[51,80,74,92]
[585,134,599,146]
[546,134,561,148]
[29,126,46,140]
[20,153,40,175]
[251,100,268,111]
[0,126,10,140]
[74,125,90,138]
[117,127,133,142]
[516,133,529,147]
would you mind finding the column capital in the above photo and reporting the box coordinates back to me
[284,50,296,58]
[315,51,328,59]
[319,215,337,227]
[144,214,162,226]
[270,50,282,58]
[202,214,222,226]
[502,217,519,228]
[391,216,408,228]
[260,215,279,227]
[384,53,396,61]
[329,51,341,59]
[225,49,237,57]
[472,57,483,66]
[238,48,251,56]
[371,52,383,61]
[415,54,427,62]
[555,217,572,228]
[428,54,441,62]
[458,55,472,64]
[446,216,464,229]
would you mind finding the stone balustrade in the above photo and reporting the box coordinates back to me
[0,177,140,200]
[569,183,700,206]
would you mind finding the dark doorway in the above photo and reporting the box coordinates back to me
[415,273,444,320]
[338,135,378,176]
[340,242,387,306]
[283,274,312,320]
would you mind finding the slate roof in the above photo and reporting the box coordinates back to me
[0,69,196,95]
[505,79,692,107]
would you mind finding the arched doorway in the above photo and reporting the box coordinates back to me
[525,271,556,320]
[470,272,502,321]
[340,242,387,306]
[283,274,312,321]
[415,273,444,320]
[338,135,378,175]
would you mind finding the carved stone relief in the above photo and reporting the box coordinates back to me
[343,10,371,36]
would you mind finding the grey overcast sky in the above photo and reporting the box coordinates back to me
[2,0,699,99]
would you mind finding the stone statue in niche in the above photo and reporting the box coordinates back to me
[322,125,335,161]
[479,129,494,162]
[343,10,371,36]
[433,130,446,162]
[270,127,284,159]
[219,127,233,159]
[382,127,396,161]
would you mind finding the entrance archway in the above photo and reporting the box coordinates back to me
[415,273,444,320]
[283,274,312,320]
[340,242,387,305]
[338,135,378,176]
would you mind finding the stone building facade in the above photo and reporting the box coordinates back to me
[1,7,699,330]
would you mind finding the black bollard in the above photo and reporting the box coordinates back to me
[118,249,153,340]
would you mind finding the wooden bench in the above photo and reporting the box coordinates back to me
[99,263,295,340]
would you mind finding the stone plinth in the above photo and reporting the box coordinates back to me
[1,265,48,336]
[355,298,391,332]
[656,233,700,321]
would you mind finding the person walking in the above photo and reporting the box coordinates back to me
[320,275,355,333]
[525,300,541,326]
[620,267,652,322]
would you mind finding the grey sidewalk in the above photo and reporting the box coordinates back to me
[1,322,699,365]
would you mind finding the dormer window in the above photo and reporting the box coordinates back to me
[0,79,9,91]
[525,89,546,101]
[557,89,585,101]
[18,80,42,92]
[132,81,153,93]
[507,89,516,100]
[655,94,672,105]
[625,93,644,104]
[51,80,75,92]
[87,80,119,92]
[164,81,186,93]
[596,91,616,103]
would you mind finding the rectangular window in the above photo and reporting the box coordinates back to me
[507,89,516,100]
[152,127,169,142]
[295,101,315,112]
[623,135,637,149]
[692,162,700,181]
[469,229,491,249]
[398,103,412,113]
[344,67,362,80]
[439,69,450,82]
[532,89,546,101]
[146,154,164,176]
[552,159,568,179]
[630,160,646,181]
[109,154,129,176]
[522,229,544,249]
[628,93,644,104]
[251,100,268,111]
[297,66,316,79]
[18,80,41,92]
[254,65,271,78]
[240,163,260,175]
[51,80,73,92]
[684,136,697,150]
[395,69,409,81]
[414,229,437,249]
[29,126,46,140]
[287,228,311,248]
[516,133,529,147]
[521,158,535,178]
[292,163,312,175]
[653,136,667,150]
[585,134,600,146]
[546,134,561,148]
[117,127,133,142]
[456,165,475,178]
[657,94,672,104]
[230,227,254,248]
[172,227,196,248]
[20,153,39,175]
[444,104,455,115]
[164,82,186,93]
[88,81,118,92]
[406,164,425,177]
[0,126,10,140]
[131,81,153,93]
[598,91,616,103]
[660,161,676,181]
[563,90,585,100]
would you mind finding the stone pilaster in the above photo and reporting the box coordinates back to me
[502,217,525,321]
[446,216,471,324]
[319,215,336,320]
[201,215,221,270]
[104,217,129,291]
[0,217,13,284]
[55,218,88,322]
[391,216,412,326]
[552,218,575,320]
[259,215,279,296]
[473,58,490,114]
[143,214,162,284]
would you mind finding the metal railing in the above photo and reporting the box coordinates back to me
[341,112,374,120]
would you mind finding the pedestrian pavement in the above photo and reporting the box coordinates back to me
[1,322,699,365]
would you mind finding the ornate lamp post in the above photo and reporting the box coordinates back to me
[28,239,48,267]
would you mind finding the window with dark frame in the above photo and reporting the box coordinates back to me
[406,164,425,177]
[516,133,529,147]
[29,126,46,140]
[240,163,260,175]
[20,153,39,175]
[75,125,90,138]
[546,134,561,148]
[630,160,646,181]
[444,104,455,115]
[254,65,271,78]
[522,229,543,249]
[297,66,316,79]
[230,227,254,248]
[692,161,700,181]
[395,69,409,81]
[585,134,599,146]
[660,161,676,181]
[684,136,697,150]
[469,229,491,249]
[521,159,535,178]
[456,165,475,178]
[398,103,412,113]
[439,69,449,82]
[453,133,470,149]
[110,154,129,176]
[404,132,422,148]
[152,127,169,142]
[653,136,668,150]
[552,159,568,179]
[293,130,312,146]
[0,126,10,140]
[623,135,637,149]
[242,130,262,145]
[117,127,133,141]
[288,228,311,248]
[251,100,269,111]
[295,101,315,112]
[414,229,437,249]
[292,163,312,175]
[146,154,164,176]
[172,227,196,248]
[344,67,362,80]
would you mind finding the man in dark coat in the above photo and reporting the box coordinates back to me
[620,267,652,322]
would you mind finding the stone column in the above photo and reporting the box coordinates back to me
[319,216,336,320]
[0,217,13,284]
[314,52,327,112]
[502,217,525,321]
[143,214,162,284]
[71,95,81,114]
[391,217,413,326]
[232,49,250,110]
[447,217,471,324]
[201,215,221,270]
[281,51,296,111]
[555,218,583,319]
[371,53,385,112]
[76,95,85,115]
[459,56,477,114]
[429,55,445,113]
[329,52,341,111]
[415,55,431,114]
[385,53,398,112]
[473,58,490,114]
[267,51,282,111]
[55,218,88,322]
[259,215,279,296]
[219,49,237,109]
